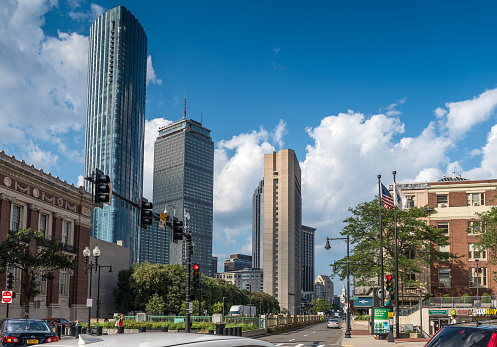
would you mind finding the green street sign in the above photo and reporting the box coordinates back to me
[429,309,447,315]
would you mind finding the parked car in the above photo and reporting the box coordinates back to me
[0,318,59,346]
[424,323,497,346]
[43,319,72,329]
[48,332,277,347]
[327,318,340,329]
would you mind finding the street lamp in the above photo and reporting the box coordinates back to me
[475,258,480,298]
[325,235,351,339]
[96,265,112,321]
[83,245,100,334]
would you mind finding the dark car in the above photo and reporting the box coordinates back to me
[0,319,59,346]
[424,324,497,347]
[42,319,71,329]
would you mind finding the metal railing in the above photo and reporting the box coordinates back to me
[400,295,497,316]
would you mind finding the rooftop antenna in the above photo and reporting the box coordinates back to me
[183,89,187,120]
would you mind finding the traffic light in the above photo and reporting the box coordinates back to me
[192,264,200,289]
[94,169,112,206]
[172,217,183,243]
[140,201,153,228]
[6,272,13,290]
[386,274,393,292]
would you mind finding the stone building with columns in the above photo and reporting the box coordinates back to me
[0,151,93,320]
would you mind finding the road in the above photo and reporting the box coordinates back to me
[257,321,343,347]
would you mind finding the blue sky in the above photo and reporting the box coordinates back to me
[3,0,497,294]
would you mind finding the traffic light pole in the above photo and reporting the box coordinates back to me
[185,234,192,333]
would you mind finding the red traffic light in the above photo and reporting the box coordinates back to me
[386,274,392,280]
[193,264,199,271]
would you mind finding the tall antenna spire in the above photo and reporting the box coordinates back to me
[183,89,187,120]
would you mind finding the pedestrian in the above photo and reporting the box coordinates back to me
[115,314,124,334]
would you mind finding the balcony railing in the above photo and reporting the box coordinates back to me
[400,295,497,316]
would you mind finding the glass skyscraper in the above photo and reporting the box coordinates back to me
[252,179,263,269]
[153,118,214,275]
[83,6,147,262]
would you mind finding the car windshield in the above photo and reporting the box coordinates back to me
[6,321,51,332]
[428,326,494,347]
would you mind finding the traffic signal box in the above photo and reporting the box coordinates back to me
[192,264,200,289]
[6,273,13,290]
[95,169,111,206]
[385,274,393,307]
[172,218,183,243]
[140,202,153,228]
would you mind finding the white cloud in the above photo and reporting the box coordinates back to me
[382,97,407,116]
[68,3,104,22]
[0,0,88,168]
[147,55,162,86]
[273,119,287,148]
[21,141,58,172]
[77,175,84,188]
[440,88,497,138]
[143,118,172,200]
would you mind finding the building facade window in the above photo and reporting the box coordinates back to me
[59,269,69,296]
[437,222,450,252]
[406,195,415,208]
[469,267,487,288]
[467,193,485,206]
[468,221,481,234]
[468,244,487,261]
[39,213,49,238]
[36,273,47,296]
[437,195,448,207]
[11,204,23,231]
[438,268,450,288]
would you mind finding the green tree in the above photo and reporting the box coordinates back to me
[211,301,223,313]
[334,198,457,288]
[470,206,497,279]
[0,228,76,317]
[146,293,166,315]
[310,298,333,314]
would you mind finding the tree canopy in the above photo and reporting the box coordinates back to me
[0,228,76,316]
[333,198,457,288]
[113,262,280,315]
[470,206,497,279]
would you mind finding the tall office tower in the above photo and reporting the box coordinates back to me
[153,116,214,275]
[140,220,168,264]
[84,6,147,262]
[252,179,264,269]
[315,275,334,301]
[263,149,302,314]
[211,256,218,275]
[301,225,315,293]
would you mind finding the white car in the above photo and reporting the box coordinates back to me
[49,332,278,347]
[327,319,340,329]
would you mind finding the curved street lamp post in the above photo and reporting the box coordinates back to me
[83,246,100,334]
[325,235,351,339]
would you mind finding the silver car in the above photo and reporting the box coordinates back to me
[49,333,278,347]
[327,319,340,329]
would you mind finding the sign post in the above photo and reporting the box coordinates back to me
[2,291,13,318]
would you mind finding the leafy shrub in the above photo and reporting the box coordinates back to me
[482,293,491,303]
[462,293,472,304]
[354,315,370,321]
[442,294,452,303]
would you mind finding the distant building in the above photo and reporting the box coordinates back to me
[315,275,334,301]
[224,254,252,272]
[263,149,302,315]
[301,225,315,292]
[84,6,148,263]
[215,268,263,292]
[252,179,264,269]
[211,256,218,275]
[153,115,214,276]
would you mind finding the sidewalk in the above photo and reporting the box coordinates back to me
[340,320,428,347]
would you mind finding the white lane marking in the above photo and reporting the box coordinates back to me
[275,344,284,346]
[316,345,325,347]
[303,334,308,336]
[289,339,295,341]
[295,344,304,347]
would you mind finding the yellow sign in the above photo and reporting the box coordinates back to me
[160,212,167,221]
[388,312,394,318]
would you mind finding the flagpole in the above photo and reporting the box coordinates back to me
[393,170,399,338]
[378,175,384,304]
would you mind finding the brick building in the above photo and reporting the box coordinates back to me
[398,173,497,299]
[0,151,94,320]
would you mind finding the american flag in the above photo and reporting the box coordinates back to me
[381,183,394,210]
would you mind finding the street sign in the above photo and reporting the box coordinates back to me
[160,212,167,221]
[159,220,166,230]
[86,299,93,307]
[388,312,394,318]
[2,291,12,304]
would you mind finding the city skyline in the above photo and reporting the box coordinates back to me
[5,1,497,292]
